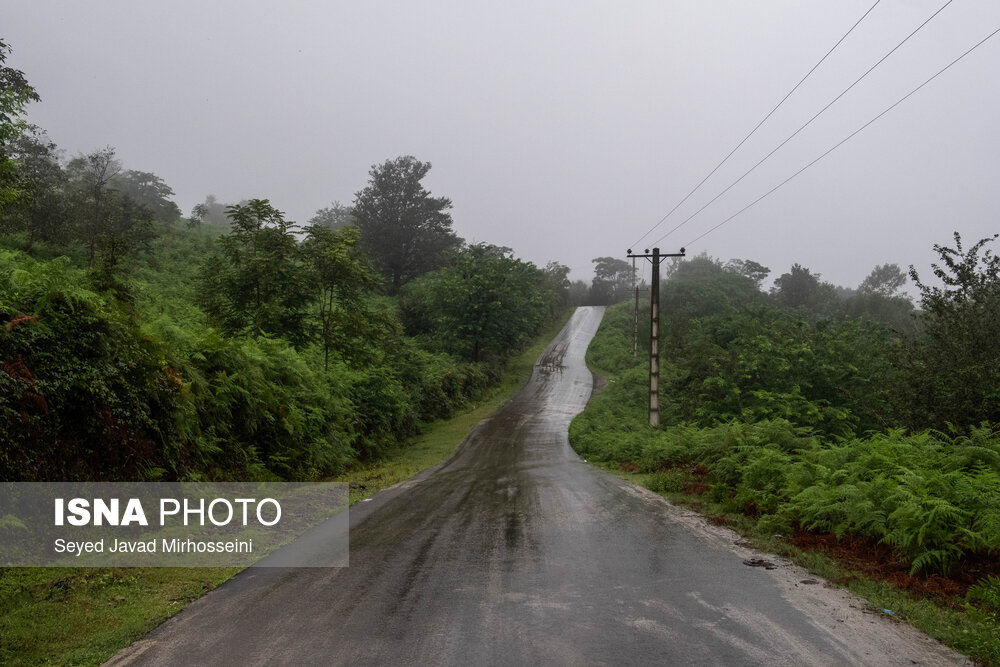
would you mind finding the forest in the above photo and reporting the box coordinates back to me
[0,148,575,481]
[0,39,577,482]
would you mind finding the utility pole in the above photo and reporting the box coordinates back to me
[632,255,639,357]
[627,247,685,427]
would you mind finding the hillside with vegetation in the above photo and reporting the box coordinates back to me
[0,49,572,482]
[570,249,1000,663]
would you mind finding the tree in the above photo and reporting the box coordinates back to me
[725,258,770,287]
[110,169,181,221]
[771,263,836,312]
[87,192,154,300]
[540,261,571,319]
[568,279,590,307]
[308,201,355,231]
[858,263,906,297]
[0,38,40,213]
[189,194,230,227]
[302,224,380,370]
[589,256,636,305]
[401,244,548,363]
[662,254,762,322]
[66,147,123,265]
[0,126,69,248]
[199,199,313,345]
[353,156,461,291]
[906,233,1000,428]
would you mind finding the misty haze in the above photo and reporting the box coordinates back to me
[1,2,998,665]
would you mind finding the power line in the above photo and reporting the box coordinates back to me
[684,24,1000,249]
[649,0,954,249]
[630,0,883,250]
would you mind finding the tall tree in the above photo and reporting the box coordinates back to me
[199,199,313,345]
[0,38,40,213]
[541,261,571,318]
[66,147,122,265]
[858,263,907,297]
[725,258,770,287]
[906,233,1000,428]
[771,263,835,311]
[190,194,230,227]
[401,244,548,363]
[87,192,154,299]
[308,201,355,231]
[590,256,635,305]
[1,126,69,248]
[353,156,461,291]
[110,169,181,221]
[302,224,380,370]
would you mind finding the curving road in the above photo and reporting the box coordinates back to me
[108,306,966,666]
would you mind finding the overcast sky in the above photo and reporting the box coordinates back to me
[5,1,999,291]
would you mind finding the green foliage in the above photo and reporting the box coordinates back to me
[353,155,461,291]
[858,263,907,297]
[664,303,899,438]
[0,38,40,213]
[968,576,1000,614]
[724,258,770,286]
[572,298,1000,575]
[109,169,181,222]
[2,198,562,482]
[646,469,688,494]
[189,194,231,227]
[584,300,643,374]
[589,256,635,305]
[1,126,69,248]
[308,201,355,231]
[400,244,550,364]
[771,263,838,312]
[0,78,566,483]
[301,224,382,369]
[199,199,313,346]
[0,250,170,480]
[907,233,1000,429]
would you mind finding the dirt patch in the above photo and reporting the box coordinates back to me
[682,482,710,496]
[791,531,1000,600]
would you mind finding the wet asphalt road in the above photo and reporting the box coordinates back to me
[108,307,966,666]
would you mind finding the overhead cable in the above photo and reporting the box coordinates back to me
[683,24,1000,248]
[629,0,883,250]
[650,0,954,248]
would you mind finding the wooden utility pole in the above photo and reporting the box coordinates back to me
[632,255,639,358]
[627,247,685,427]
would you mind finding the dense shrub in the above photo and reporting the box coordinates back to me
[0,250,170,480]
[572,299,1000,575]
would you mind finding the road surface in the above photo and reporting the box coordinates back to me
[108,306,966,666]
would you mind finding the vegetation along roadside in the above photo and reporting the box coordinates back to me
[570,243,1000,666]
[0,312,571,667]
[0,44,585,664]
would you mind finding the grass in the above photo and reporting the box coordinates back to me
[0,567,239,666]
[0,311,572,666]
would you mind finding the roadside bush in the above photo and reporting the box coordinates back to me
[570,301,1000,575]
[0,251,172,480]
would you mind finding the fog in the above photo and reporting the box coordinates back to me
[5,0,999,290]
